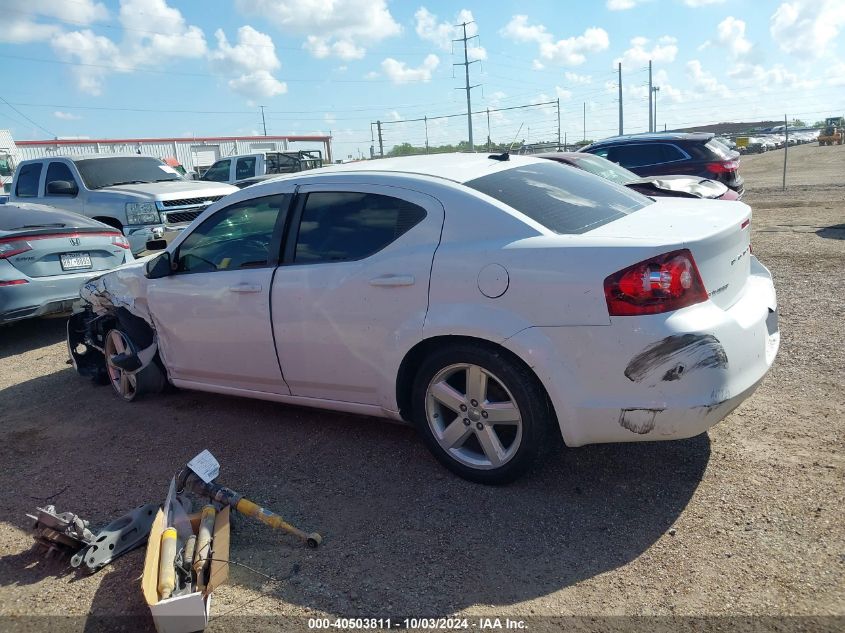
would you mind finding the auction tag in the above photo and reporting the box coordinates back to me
[187,449,220,483]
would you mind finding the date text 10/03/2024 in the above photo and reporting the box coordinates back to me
[308,618,528,630]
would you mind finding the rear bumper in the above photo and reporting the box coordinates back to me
[503,256,779,447]
[0,264,107,324]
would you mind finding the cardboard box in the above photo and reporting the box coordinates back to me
[142,506,230,633]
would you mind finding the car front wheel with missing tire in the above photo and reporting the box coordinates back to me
[411,343,550,484]
[103,329,165,402]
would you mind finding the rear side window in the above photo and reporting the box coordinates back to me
[295,192,426,263]
[15,163,42,197]
[236,157,256,180]
[607,144,666,168]
[465,162,651,235]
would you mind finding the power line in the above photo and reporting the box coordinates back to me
[0,95,54,137]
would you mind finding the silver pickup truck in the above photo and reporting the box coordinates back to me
[9,155,237,253]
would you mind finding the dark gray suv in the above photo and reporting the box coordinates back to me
[580,133,744,196]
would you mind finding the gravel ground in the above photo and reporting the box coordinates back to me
[0,143,842,632]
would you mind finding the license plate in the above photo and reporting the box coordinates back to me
[60,252,92,270]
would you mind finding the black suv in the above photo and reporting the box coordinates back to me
[580,133,744,196]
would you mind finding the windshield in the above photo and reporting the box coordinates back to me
[465,161,652,235]
[0,156,13,177]
[75,157,182,189]
[568,154,638,185]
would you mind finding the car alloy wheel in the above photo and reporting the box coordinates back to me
[425,363,523,470]
[104,329,138,401]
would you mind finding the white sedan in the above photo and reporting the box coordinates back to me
[68,153,779,484]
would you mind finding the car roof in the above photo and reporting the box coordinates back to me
[312,152,547,184]
[20,154,161,163]
[585,132,714,147]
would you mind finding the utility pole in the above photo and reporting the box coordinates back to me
[782,113,788,191]
[648,60,653,133]
[424,116,430,154]
[260,105,267,136]
[617,62,623,135]
[583,102,586,142]
[556,98,561,150]
[486,108,491,151]
[376,120,384,157]
[652,86,660,132]
[453,21,480,151]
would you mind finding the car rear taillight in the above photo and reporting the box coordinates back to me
[604,249,708,316]
[0,279,29,286]
[110,234,130,249]
[706,160,739,174]
[0,238,33,259]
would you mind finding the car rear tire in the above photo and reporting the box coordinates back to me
[411,343,549,484]
[103,329,164,402]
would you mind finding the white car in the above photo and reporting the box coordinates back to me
[68,153,779,484]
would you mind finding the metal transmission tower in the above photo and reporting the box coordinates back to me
[454,21,481,151]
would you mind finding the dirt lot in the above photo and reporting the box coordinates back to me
[0,143,842,632]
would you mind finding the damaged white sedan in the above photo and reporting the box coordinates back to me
[67,153,779,484]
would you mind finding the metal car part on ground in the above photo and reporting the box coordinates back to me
[28,503,158,573]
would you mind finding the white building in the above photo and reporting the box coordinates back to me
[15,134,333,174]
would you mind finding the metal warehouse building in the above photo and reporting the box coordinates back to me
[15,134,333,174]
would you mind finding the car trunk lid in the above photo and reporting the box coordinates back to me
[1,227,127,278]
[589,198,752,310]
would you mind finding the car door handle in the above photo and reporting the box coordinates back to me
[228,283,263,293]
[369,274,415,287]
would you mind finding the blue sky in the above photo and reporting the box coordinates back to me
[1,0,843,159]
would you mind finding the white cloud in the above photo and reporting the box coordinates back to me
[606,0,648,10]
[49,0,207,95]
[684,0,726,6]
[615,35,677,67]
[728,62,819,90]
[380,54,439,84]
[53,111,82,120]
[555,86,573,100]
[501,16,609,66]
[717,16,752,58]
[770,0,845,59]
[210,26,286,99]
[414,8,487,61]
[686,60,731,98]
[0,0,107,43]
[236,0,401,60]
[564,71,593,84]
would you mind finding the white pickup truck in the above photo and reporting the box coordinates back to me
[199,150,323,185]
[9,155,237,253]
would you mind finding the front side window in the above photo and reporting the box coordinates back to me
[294,192,427,264]
[201,160,230,182]
[15,163,42,198]
[46,162,78,196]
[236,157,256,180]
[175,194,287,273]
[465,161,651,235]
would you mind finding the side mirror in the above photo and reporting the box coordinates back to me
[145,239,168,251]
[145,252,172,279]
[47,180,79,196]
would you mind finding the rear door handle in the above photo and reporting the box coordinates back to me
[228,283,263,293]
[369,274,415,287]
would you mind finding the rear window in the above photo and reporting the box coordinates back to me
[465,162,651,235]
[705,138,734,159]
